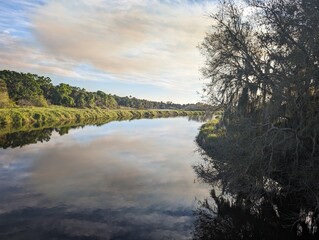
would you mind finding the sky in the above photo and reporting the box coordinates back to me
[0,0,217,103]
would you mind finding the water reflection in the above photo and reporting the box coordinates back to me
[0,128,53,149]
[0,117,208,239]
[0,115,206,149]
[30,135,200,208]
[193,147,319,240]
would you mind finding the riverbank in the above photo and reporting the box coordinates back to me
[196,118,223,155]
[0,106,203,135]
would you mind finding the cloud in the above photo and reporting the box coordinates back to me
[0,0,216,102]
[29,134,204,208]
[0,118,209,237]
[31,0,214,84]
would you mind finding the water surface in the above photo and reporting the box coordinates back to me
[0,117,208,240]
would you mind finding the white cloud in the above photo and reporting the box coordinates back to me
[32,1,214,82]
[0,0,217,102]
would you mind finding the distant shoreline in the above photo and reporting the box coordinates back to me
[0,106,203,135]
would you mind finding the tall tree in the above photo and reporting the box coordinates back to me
[0,70,48,106]
[0,79,12,108]
[201,0,319,174]
[198,0,319,235]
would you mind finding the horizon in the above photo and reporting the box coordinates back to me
[0,0,217,104]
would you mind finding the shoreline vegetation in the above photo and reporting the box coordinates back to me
[0,70,208,111]
[0,106,203,135]
[196,119,219,152]
[0,69,207,135]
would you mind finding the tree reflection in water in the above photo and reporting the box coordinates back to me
[0,126,77,149]
[0,115,203,149]
[193,147,319,240]
[0,117,120,149]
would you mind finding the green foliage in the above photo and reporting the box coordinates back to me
[0,70,48,107]
[0,71,120,109]
[0,70,207,110]
[113,95,210,110]
[0,79,14,108]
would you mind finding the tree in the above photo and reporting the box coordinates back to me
[0,78,13,108]
[52,83,74,107]
[35,76,54,102]
[197,0,319,236]
[0,70,48,107]
[201,0,319,181]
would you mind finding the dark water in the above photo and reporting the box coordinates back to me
[193,136,319,240]
[0,117,209,240]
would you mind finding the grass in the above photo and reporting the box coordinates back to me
[197,118,221,142]
[0,106,203,135]
[195,116,225,154]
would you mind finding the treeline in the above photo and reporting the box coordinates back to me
[0,70,208,110]
[113,95,204,110]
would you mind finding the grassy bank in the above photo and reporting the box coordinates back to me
[196,118,223,154]
[0,106,203,135]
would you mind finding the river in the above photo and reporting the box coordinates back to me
[0,117,209,240]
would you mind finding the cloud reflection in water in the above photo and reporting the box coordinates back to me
[0,118,208,239]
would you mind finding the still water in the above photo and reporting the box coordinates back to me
[0,117,208,240]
